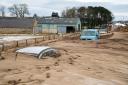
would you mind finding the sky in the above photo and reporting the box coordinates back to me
[0,0,128,21]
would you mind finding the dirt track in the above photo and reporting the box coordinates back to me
[0,32,128,85]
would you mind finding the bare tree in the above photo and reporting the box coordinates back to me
[62,7,77,18]
[0,6,5,17]
[8,4,19,17]
[61,10,66,17]
[8,4,29,18]
[18,4,29,17]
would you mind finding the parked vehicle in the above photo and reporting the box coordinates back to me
[80,29,100,40]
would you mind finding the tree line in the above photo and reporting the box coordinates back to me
[62,6,114,28]
[0,4,29,18]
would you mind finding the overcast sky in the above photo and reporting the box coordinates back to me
[0,0,128,21]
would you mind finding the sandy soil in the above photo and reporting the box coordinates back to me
[0,32,128,85]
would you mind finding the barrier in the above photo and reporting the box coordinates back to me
[0,32,80,51]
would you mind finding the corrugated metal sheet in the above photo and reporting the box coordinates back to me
[58,26,66,33]
[0,17,33,28]
[38,17,80,25]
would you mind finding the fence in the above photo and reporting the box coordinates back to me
[0,32,80,52]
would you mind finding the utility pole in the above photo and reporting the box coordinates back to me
[32,15,38,35]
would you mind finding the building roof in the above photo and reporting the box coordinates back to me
[0,17,80,28]
[0,17,33,28]
[38,17,80,25]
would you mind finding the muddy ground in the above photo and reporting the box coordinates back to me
[0,32,128,85]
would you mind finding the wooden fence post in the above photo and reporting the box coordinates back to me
[16,41,19,47]
[1,44,4,51]
[43,36,45,41]
[26,39,28,46]
[62,34,63,39]
[0,46,2,57]
[50,35,52,40]
[55,34,56,39]
[42,36,44,41]
[58,34,59,39]
[54,35,55,39]
[51,35,52,40]
[48,35,50,40]
[35,38,37,44]
[0,51,1,57]
[1,43,4,52]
